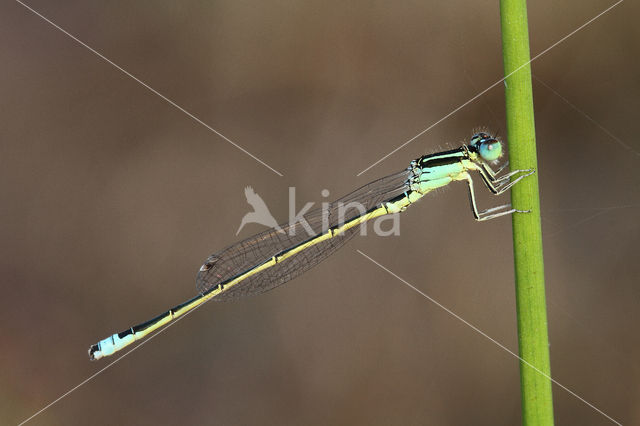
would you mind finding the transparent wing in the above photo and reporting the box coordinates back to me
[196,168,413,300]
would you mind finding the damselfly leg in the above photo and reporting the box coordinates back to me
[464,166,536,221]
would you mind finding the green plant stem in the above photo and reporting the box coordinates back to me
[500,1,554,424]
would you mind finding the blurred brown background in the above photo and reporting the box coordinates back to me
[1,1,639,425]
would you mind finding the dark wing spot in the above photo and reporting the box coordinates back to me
[199,257,219,272]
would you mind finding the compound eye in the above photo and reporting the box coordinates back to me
[479,139,503,162]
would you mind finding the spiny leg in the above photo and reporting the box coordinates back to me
[493,168,533,183]
[481,160,534,185]
[494,160,510,176]
[479,167,529,187]
[463,173,528,221]
[482,160,510,179]
[484,163,534,184]
[492,169,536,194]
[476,167,535,194]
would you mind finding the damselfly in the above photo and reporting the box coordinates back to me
[89,131,534,360]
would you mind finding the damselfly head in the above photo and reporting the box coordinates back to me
[470,132,503,163]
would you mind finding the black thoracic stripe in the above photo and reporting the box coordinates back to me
[422,146,465,158]
[419,147,465,168]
